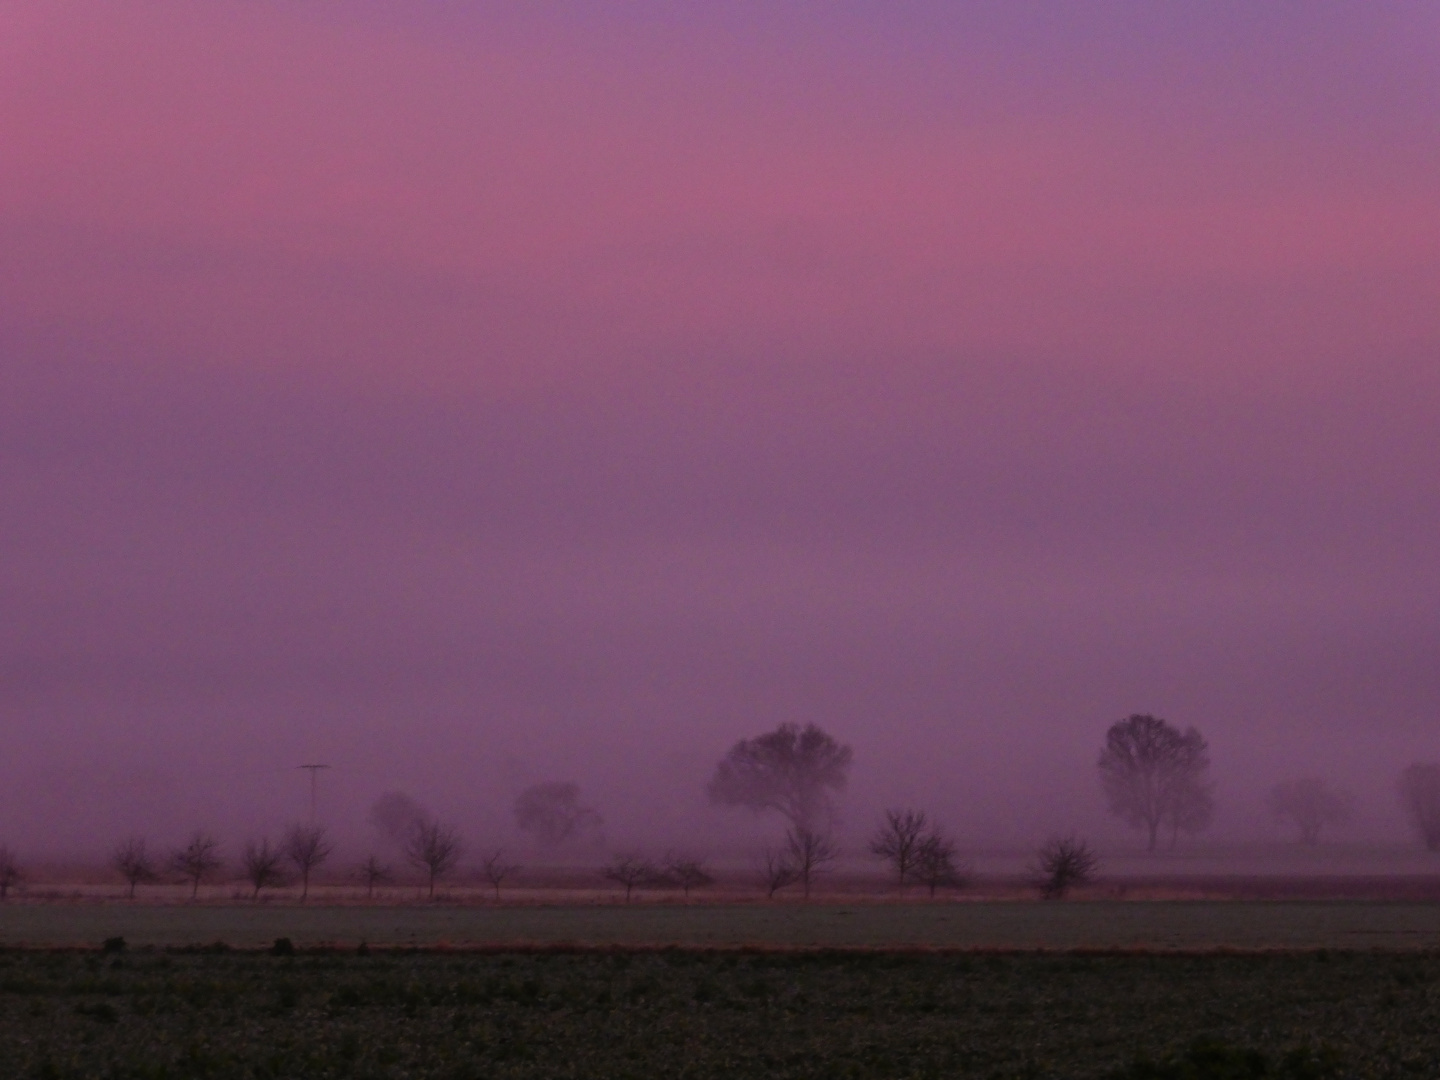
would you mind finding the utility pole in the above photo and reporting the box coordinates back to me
[297,764,330,821]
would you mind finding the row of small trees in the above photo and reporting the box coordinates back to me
[101,819,471,902]
[702,724,1094,899]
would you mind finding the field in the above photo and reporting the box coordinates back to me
[5,946,1440,1078]
[7,901,1440,1077]
[6,900,1440,950]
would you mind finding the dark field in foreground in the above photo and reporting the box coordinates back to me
[7,901,1440,950]
[5,948,1440,1078]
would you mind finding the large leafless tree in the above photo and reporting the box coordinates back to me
[171,832,222,899]
[1098,714,1214,851]
[284,824,333,901]
[1268,777,1355,845]
[708,723,853,831]
[112,838,158,899]
[513,782,603,849]
[1399,763,1440,851]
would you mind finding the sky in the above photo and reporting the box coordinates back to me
[2,2,1438,859]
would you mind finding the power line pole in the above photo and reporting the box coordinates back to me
[297,764,331,821]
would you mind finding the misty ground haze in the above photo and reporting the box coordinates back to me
[1,3,1437,867]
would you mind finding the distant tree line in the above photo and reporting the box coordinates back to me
[5,713,1438,905]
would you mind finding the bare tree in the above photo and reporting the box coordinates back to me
[600,853,655,902]
[869,808,928,888]
[1098,714,1214,851]
[112,838,158,899]
[241,838,286,899]
[1268,777,1355,845]
[355,855,393,899]
[1033,835,1099,899]
[405,819,463,899]
[513,782,603,849]
[708,723,853,832]
[757,846,799,899]
[662,854,715,898]
[171,833,222,899]
[369,792,428,847]
[912,830,970,897]
[284,824,332,901]
[1399,763,1440,851]
[0,847,21,900]
[480,850,522,901]
[785,827,837,900]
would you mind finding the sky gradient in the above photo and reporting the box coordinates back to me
[2,2,1438,856]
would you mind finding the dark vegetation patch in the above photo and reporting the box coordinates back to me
[0,949,1436,1077]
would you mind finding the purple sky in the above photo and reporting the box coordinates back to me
[2,2,1438,857]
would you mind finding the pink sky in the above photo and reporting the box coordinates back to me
[2,2,1438,855]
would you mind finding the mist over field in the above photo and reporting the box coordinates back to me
[2,2,1438,866]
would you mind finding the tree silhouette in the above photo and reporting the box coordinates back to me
[241,838,286,899]
[785,827,837,900]
[513,782,603,848]
[1098,715,1213,851]
[112,838,158,899]
[355,855,393,899]
[757,846,799,899]
[171,833,222,900]
[869,808,929,888]
[601,854,656,902]
[369,792,427,846]
[480,850,522,901]
[661,854,715,898]
[1399,764,1440,851]
[284,824,332,901]
[1268,778,1355,845]
[405,819,463,899]
[912,830,970,897]
[708,723,853,831]
[0,847,21,900]
[1034,835,1098,899]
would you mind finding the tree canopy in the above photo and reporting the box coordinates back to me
[707,723,853,831]
[1097,714,1214,851]
[513,782,603,848]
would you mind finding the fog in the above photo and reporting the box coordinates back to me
[1,2,1438,870]
[3,337,1436,865]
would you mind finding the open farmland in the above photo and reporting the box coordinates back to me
[5,947,1440,1078]
[5,900,1440,950]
